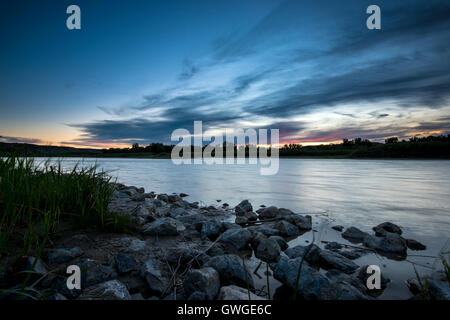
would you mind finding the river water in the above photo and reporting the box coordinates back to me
[37,157,450,299]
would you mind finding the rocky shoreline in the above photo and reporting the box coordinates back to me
[1,183,448,300]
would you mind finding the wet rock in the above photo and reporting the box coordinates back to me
[169,207,191,218]
[342,227,370,242]
[180,193,189,198]
[165,248,209,269]
[247,225,280,237]
[235,211,258,225]
[78,280,131,300]
[427,278,450,300]
[78,258,117,288]
[274,220,300,238]
[142,217,185,236]
[284,244,322,266]
[363,233,407,255]
[318,250,359,274]
[235,200,253,215]
[328,278,370,300]
[218,285,266,300]
[332,225,344,232]
[128,239,147,252]
[373,222,402,236]
[201,220,223,240]
[258,206,279,219]
[122,187,139,197]
[168,194,181,203]
[183,267,220,300]
[114,253,136,274]
[273,255,334,300]
[141,258,170,296]
[284,214,312,230]
[203,254,254,289]
[177,214,207,230]
[250,231,267,250]
[219,228,252,250]
[406,239,426,251]
[325,242,343,251]
[255,238,282,263]
[269,236,288,251]
[145,198,164,209]
[157,194,169,202]
[46,247,83,264]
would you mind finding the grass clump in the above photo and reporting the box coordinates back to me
[0,155,128,258]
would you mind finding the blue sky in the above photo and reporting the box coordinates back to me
[1,0,449,147]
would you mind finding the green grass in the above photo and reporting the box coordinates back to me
[0,155,129,259]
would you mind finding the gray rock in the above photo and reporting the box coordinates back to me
[325,242,343,251]
[247,225,280,237]
[250,231,267,250]
[169,207,191,218]
[255,238,282,263]
[332,225,344,232]
[258,206,279,219]
[427,278,450,300]
[168,194,181,203]
[274,220,300,237]
[363,233,407,255]
[165,248,209,269]
[142,217,185,236]
[235,211,258,225]
[201,220,223,240]
[78,259,117,288]
[284,244,322,266]
[269,236,288,251]
[342,227,370,242]
[203,254,254,289]
[128,239,147,252]
[183,267,220,300]
[78,280,131,300]
[318,250,359,274]
[157,194,169,202]
[373,222,402,236]
[406,239,426,251]
[114,253,136,274]
[218,285,266,300]
[284,214,312,230]
[235,200,253,215]
[140,258,169,295]
[187,291,209,300]
[219,228,252,250]
[46,247,83,264]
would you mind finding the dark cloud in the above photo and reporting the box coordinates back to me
[0,135,44,144]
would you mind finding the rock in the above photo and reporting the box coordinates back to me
[203,254,254,289]
[157,194,169,202]
[269,236,288,251]
[16,257,48,283]
[142,218,185,236]
[177,214,207,230]
[122,188,138,197]
[342,227,370,242]
[258,206,279,219]
[255,238,281,262]
[328,278,370,300]
[187,291,209,300]
[168,194,181,203]
[130,293,145,300]
[274,220,300,238]
[200,220,223,240]
[357,265,390,289]
[363,233,407,255]
[145,198,164,209]
[318,250,359,274]
[284,214,312,230]
[78,280,131,300]
[427,278,450,300]
[128,239,147,252]
[235,200,253,215]
[406,239,426,251]
[219,228,252,250]
[284,244,322,266]
[113,190,130,199]
[247,225,280,237]
[169,207,191,218]
[250,231,267,250]
[222,222,242,230]
[141,258,169,295]
[332,225,344,232]
[325,242,343,251]
[235,211,258,225]
[78,259,117,288]
[46,247,83,264]
[48,293,68,300]
[183,267,220,300]
[273,256,334,300]
[180,193,189,198]
[114,254,136,274]
[373,222,402,236]
[218,285,266,300]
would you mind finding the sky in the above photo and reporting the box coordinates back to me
[1,0,450,148]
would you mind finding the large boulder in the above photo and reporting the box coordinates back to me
[363,233,407,256]
[406,239,426,251]
[247,225,280,237]
[284,214,312,230]
[318,250,359,274]
[142,217,185,236]
[285,244,322,266]
[140,258,170,295]
[78,280,131,300]
[373,222,402,236]
[114,253,136,274]
[342,227,370,242]
[255,238,282,263]
[235,200,253,215]
[274,220,300,238]
[203,254,254,289]
[201,220,223,240]
[219,228,252,250]
[258,206,279,220]
[46,247,83,264]
[235,211,258,225]
[218,285,266,300]
[183,267,220,300]
[269,236,288,251]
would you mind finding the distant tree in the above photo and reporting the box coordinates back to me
[385,137,399,144]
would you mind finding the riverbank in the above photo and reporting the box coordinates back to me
[1,180,448,300]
